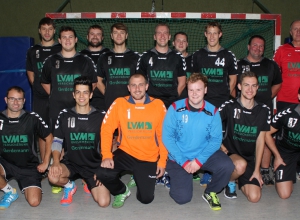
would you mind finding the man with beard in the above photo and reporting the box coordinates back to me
[80,25,110,111]
[95,73,168,209]
[26,17,61,165]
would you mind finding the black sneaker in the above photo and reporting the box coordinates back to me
[262,172,274,185]
[202,192,221,211]
[224,182,237,199]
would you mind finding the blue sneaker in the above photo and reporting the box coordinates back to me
[0,188,19,209]
[163,172,170,190]
[200,173,212,186]
[156,177,164,185]
[224,182,237,199]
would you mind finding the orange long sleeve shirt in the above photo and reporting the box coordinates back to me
[101,95,168,168]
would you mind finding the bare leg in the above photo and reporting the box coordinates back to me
[241,184,261,203]
[275,181,293,199]
[24,187,42,207]
[91,183,111,207]
[229,154,247,181]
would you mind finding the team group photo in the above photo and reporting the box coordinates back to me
[0,0,300,219]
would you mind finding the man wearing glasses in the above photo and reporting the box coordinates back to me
[0,86,53,209]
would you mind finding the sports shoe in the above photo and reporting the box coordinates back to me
[193,173,200,181]
[127,175,137,188]
[224,182,237,199]
[0,188,19,209]
[297,172,300,180]
[60,182,77,206]
[112,186,131,209]
[202,192,221,211]
[83,182,91,195]
[156,177,164,185]
[163,173,170,190]
[200,173,212,186]
[52,186,62,194]
[261,171,274,185]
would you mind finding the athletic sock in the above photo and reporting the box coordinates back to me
[1,184,13,193]
[64,180,73,188]
[260,168,269,174]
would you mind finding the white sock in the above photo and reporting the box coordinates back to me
[64,181,73,188]
[1,184,13,193]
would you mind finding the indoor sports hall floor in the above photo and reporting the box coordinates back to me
[1,173,299,220]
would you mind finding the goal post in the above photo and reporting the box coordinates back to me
[45,12,281,59]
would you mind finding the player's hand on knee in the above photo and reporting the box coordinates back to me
[101,158,114,169]
[37,162,48,173]
[48,163,63,177]
[220,144,228,154]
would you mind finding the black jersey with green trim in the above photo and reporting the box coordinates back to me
[179,54,193,99]
[272,104,300,152]
[80,47,110,110]
[97,49,139,110]
[26,43,61,98]
[54,107,104,169]
[192,47,238,108]
[41,52,97,119]
[137,48,186,108]
[237,57,282,107]
[0,110,51,168]
[219,98,271,162]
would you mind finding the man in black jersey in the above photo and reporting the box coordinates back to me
[137,23,186,109]
[219,71,271,202]
[193,21,237,108]
[80,25,110,111]
[0,86,53,209]
[48,76,110,207]
[237,35,282,185]
[265,88,300,199]
[173,32,192,100]
[97,23,139,111]
[26,17,61,164]
[193,21,238,186]
[136,23,186,188]
[41,26,97,132]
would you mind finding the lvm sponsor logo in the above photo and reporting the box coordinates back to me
[2,135,28,146]
[127,121,152,130]
[57,74,81,83]
[70,133,95,141]
[288,131,300,143]
[201,68,223,76]
[109,68,130,76]
[234,124,257,136]
[150,70,173,79]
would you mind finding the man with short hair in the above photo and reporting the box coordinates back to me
[162,73,234,211]
[265,88,300,199]
[41,26,97,194]
[220,71,271,202]
[0,86,53,209]
[97,23,139,111]
[41,26,97,132]
[48,76,110,207]
[137,23,186,109]
[80,25,110,111]
[95,73,168,209]
[237,35,282,186]
[173,31,193,99]
[273,20,300,110]
[26,17,61,163]
[192,21,238,186]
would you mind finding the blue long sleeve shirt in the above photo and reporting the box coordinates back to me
[162,98,222,167]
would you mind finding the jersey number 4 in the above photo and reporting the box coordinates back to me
[215,58,225,67]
